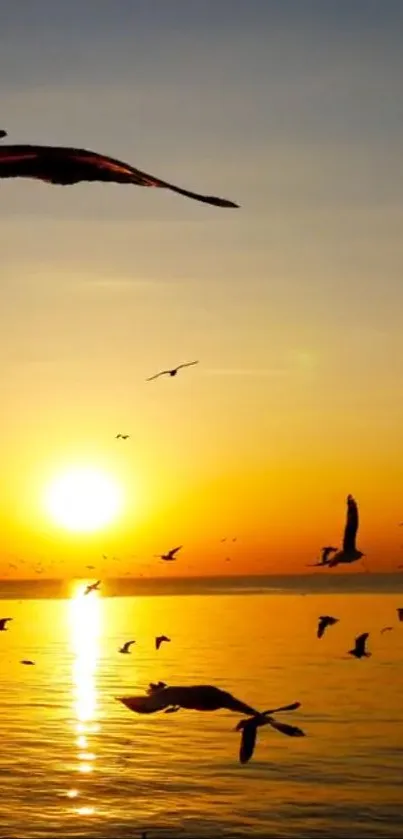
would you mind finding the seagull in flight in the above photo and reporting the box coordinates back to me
[119,640,135,654]
[147,361,199,382]
[307,546,338,567]
[380,626,394,634]
[155,635,171,650]
[348,632,371,659]
[0,618,12,631]
[84,580,101,596]
[327,496,364,567]
[317,615,339,639]
[0,141,238,208]
[20,659,35,666]
[397,608,403,622]
[117,684,304,763]
[116,434,130,440]
[156,546,182,562]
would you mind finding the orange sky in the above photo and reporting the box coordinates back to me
[1,3,403,578]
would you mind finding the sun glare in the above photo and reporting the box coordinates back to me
[45,467,122,533]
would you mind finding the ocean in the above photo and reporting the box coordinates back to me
[0,574,402,838]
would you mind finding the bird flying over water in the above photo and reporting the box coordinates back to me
[0,618,12,631]
[117,684,304,763]
[119,640,135,654]
[84,580,101,596]
[147,362,199,382]
[155,635,170,650]
[116,434,130,440]
[20,660,35,665]
[0,142,238,208]
[348,632,371,659]
[327,496,364,567]
[156,546,182,562]
[307,546,338,567]
[380,626,393,634]
[317,615,339,639]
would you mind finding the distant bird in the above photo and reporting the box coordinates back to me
[0,130,7,139]
[235,702,305,764]
[380,626,394,634]
[20,660,35,665]
[155,635,171,650]
[397,608,403,622]
[119,640,135,654]
[348,632,371,659]
[317,615,339,639]
[0,142,238,208]
[116,434,130,440]
[147,361,199,382]
[0,618,12,631]
[307,546,338,567]
[328,496,364,567]
[84,580,101,596]
[85,565,95,570]
[156,546,182,562]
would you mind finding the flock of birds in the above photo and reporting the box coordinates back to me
[2,128,403,772]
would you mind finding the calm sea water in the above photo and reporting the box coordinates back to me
[0,575,402,838]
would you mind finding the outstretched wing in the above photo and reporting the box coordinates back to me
[169,546,182,558]
[356,632,369,655]
[177,361,199,371]
[239,720,258,764]
[122,640,135,653]
[317,617,326,639]
[0,145,239,207]
[343,495,359,552]
[146,371,169,381]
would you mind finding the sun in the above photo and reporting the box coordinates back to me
[45,467,122,533]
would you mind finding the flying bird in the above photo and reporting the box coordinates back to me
[20,660,35,665]
[116,434,130,440]
[307,546,338,567]
[348,632,371,659]
[235,702,305,764]
[119,640,135,654]
[397,608,403,622]
[147,361,199,382]
[0,618,12,631]
[380,626,394,634]
[327,496,364,567]
[317,615,339,639]
[156,546,182,562]
[0,142,238,208]
[155,635,171,650]
[84,580,101,596]
[0,130,7,139]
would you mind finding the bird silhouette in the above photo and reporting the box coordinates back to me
[155,635,171,650]
[156,546,182,562]
[0,618,12,631]
[0,142,238,208]
[84,580,101,596]
[235,702,305,763]
[116,434,130,440]
[317,615,339,639]
[119,640,135,654]
[380,626,394,634]
[20,660,35,666]
[147,362,199,382]
[307,546,338,567]
[0,130,7,139]
[348,632,371,659]
[328,496,364,567]
[397,608,403,622]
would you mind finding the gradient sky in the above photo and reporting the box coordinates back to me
[1,0,403,578]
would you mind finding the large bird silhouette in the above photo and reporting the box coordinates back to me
[0,139,238,208]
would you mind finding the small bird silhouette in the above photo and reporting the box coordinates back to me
[0,143,238,207]
[85,565,95,570]
[20,660,35,666]
[84,580,101,596]
[0,618,12,631]
[0,130,7,139]
[155,635,171,650]
[307,546,338,567]
[119,640,135,654]
[348,632,371,659]
[380,626,394,634]
[328,496,364,567]
[147,362,199,381]
[235,702,305,764]
[156,546,182,562]
[116,434,130,440]
[397,608,403,622]
[317,615,339,639]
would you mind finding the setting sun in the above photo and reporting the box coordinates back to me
[44,468,122,533]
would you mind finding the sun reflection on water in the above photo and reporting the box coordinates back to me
[68,584,101,803]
